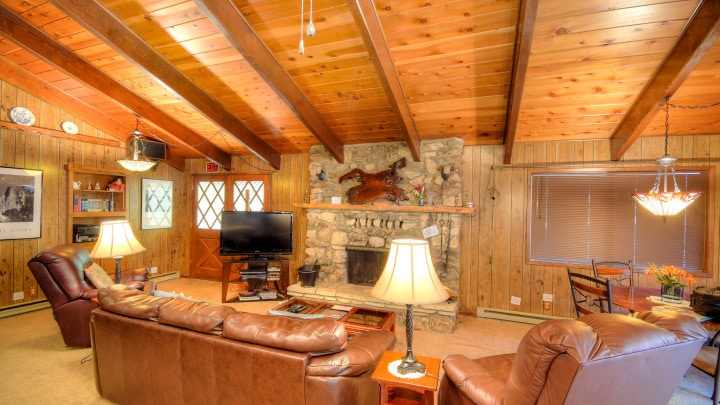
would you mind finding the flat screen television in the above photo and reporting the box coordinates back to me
[220,211,294,256]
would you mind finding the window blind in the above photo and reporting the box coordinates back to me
[528,169,709,272]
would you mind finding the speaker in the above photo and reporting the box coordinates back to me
[135,139,166,160]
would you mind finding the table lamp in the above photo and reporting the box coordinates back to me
[371,239,449,375]
[89,220,146,283]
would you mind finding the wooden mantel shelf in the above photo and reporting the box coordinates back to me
[293,203,475,215]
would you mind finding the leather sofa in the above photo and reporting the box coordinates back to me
[91,288,397,405]
[27,244,148,347]
[438,311,707,405]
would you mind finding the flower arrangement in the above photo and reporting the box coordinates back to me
[645,263,696,288]
[412,184,426,200]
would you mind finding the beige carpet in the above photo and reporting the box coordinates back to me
[0,278,713,404]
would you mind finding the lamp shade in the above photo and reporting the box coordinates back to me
[89,220,146,259]
[371,239,449,305]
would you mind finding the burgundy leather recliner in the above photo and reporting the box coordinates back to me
[27,243,148,347]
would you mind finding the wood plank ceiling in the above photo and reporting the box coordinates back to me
[0,0,719,170]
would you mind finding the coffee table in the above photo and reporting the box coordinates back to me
[271,298,396,337]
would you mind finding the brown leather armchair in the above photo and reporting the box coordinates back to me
[438,311,707,405]
[27,243,148,347]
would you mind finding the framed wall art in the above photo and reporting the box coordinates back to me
[0,167,43,240]
[141,178,173,230]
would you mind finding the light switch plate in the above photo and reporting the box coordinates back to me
[422,225,440,238]
[542,293,553,302]
[510,296,521,305]
[12,292,24,300]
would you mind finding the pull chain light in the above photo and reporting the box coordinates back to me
[307,0,315,37]
[298,0,305,54]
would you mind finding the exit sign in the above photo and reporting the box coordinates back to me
[206,162,219,173]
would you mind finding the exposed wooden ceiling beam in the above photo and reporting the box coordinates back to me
[49,0,280,170]
[346,0,421,162]
[610,0,720,161]
[0,55,128,143]
[194,0,345,164]
[504,0,539,165]
[0,54,185,171]
[0,3,230,171]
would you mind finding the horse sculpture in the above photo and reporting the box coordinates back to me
[339,158,409,205]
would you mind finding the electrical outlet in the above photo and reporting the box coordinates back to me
[543,301,551,310]
[30,287,36,296]
[12,292,24,301]
[510,296,521,305]
[150,266,158,274]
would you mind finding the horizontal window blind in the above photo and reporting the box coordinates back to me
[528,169,709,272]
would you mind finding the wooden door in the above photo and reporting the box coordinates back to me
[190,174,270,280]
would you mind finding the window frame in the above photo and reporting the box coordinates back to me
[525,165,715,278]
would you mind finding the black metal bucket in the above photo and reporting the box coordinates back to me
[298,264,319,287]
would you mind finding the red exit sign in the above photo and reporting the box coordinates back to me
[206,162,219,173]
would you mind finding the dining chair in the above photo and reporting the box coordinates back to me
[592,259,634,288]
[567,268,613,317]
[692,329,720,404]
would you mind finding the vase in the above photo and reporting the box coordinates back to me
[418,198,424,206]
[660,284,684,304]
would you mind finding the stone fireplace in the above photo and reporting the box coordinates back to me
[287,139,469,333]
[346,247,388,285]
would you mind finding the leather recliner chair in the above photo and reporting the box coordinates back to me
[438,311,707,405]
[27,243,148,347]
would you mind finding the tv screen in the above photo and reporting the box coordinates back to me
[220,211,294,256]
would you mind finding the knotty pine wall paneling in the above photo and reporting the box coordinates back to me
[0,80,189,310]
[460,137,720,319]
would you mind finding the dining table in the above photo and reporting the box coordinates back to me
[611,286,690,313]
[612,285,719,331]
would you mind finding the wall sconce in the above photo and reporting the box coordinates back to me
[441,165,453,181]
[315,165,326,181]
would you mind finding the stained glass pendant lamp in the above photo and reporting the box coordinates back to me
[117,119,157,172]
[632,98,701,218]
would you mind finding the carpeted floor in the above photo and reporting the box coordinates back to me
[0,277,714,404]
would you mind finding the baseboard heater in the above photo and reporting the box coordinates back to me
[0,301,51,319]
[477,307,563,325]
[148,271,180,283]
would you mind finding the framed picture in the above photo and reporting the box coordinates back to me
[0,167,42,240]
[141,179,173,229]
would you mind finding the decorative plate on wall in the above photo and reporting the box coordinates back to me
[9,107,35,126]
[61,121,79,134]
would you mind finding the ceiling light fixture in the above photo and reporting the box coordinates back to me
[632,97,701,219]
[117,119,158,172]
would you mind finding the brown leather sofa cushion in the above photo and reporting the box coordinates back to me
[224,311,348,355]
[307,329,397,376]
[98,288,172,320]
[158,298,236,335]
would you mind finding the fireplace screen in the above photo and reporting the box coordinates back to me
[346,247,389,286]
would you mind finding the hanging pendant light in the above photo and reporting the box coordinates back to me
[117,119,158,172]
[632,97,701,219]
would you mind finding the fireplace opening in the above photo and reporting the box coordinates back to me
[346,247,389,286]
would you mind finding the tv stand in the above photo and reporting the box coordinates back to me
[221,256,289,303]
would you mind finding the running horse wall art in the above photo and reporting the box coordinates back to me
[339,158,408,205]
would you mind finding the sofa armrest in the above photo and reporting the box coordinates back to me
[307,330,396,377]
[442,354,510,405]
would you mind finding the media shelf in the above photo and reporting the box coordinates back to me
[221,257,289,303]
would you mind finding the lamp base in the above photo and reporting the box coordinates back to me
[396,355,426,375]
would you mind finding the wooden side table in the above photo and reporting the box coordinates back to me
[372,351,441,405]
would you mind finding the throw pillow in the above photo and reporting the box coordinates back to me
[85,263,114,289]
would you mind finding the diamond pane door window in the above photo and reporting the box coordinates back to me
[197,181,225,230]
[233,180,265,212]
